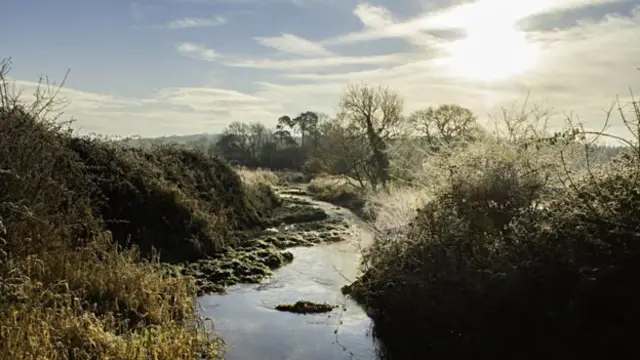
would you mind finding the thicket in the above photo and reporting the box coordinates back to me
[345,93,640,357]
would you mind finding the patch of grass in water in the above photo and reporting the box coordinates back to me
[275,301,337,314]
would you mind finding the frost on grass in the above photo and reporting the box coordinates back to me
[347,97,640,357]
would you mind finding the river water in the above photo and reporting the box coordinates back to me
[197,195,382,360]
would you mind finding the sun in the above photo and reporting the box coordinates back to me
[445,24,540,81]
[430,0,542,81]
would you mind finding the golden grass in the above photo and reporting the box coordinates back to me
[236,166,281,188]
[306,175,364,203]
[0,233,225,360]
[0,59,226,359]
[1,305,223,360]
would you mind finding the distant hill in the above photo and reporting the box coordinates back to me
[120,133,222,149]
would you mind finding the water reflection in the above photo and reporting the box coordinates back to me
[198,197,382,360]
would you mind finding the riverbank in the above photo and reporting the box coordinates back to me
[0,75,288,359]
[340,134,640,358]
[171,191,356,295]
[0,79,365,358]
[281,177,371,220]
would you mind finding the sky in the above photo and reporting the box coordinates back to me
[1,0,639,138]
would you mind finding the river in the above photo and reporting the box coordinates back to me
[197,193,383,360]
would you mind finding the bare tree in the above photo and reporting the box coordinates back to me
[337,84,404,190]
[409,104,479,145]
[306,118,374,189]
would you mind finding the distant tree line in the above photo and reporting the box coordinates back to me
[210,84,630,191]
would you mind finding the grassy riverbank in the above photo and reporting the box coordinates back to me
[305,176,370,219]
[0,68,359,357]
[0,64,287,358]
[344,105,640,357]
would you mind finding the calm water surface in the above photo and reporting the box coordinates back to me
[197,196,382,360]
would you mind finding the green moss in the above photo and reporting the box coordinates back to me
[177,204,352,295]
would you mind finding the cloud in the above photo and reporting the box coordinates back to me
[173,0,322,6]
[223,53,415,70]
[167,16,227,29]
[282,59,436,82]
[324,3,442,48]
[6,79,285,137]
[152,87,281,112]
[353,2,394,28]
[326,0,631,46]
[10,79,141,112]
[174,38,414,70]
[130,2,163,22]
[516,5,640,110]
[176,43,219,61]
[255,33,333,57]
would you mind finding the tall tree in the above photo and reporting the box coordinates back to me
[409,104,479,145]
[337,84,404,190]
[277,111,320,149]
[274,123,296,147]
[277,115,297,143]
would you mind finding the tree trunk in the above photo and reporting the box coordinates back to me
[365,118,389,190]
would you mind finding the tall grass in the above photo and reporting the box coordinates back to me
[348,93,640,357]
[0,234,224,359]
[236,166,281,188]
[307,176,365,202]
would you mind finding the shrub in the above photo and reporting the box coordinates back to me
[347,98,640,357]
[68,137,278,262]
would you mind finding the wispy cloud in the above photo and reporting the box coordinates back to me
[152,86,279,112]
[10,79,141,112]
[173,0,322,6]
[130,2,164,22]
[324,3,441,47]
[176,43,219,61]
[223,53,415,70]
[7,80,285,137]
[167,16,227,29]
[255,33,333,57]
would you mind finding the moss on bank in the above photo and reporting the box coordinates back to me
[175,207,353,295]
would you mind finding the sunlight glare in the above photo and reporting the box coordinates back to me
[432,0,542,81]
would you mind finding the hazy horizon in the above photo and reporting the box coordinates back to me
[2,0,639,139]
